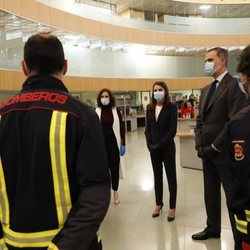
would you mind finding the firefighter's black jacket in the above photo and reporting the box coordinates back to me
[0,75,111,250]
[226,97,250,243]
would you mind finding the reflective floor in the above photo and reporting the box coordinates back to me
[100,128,234,250]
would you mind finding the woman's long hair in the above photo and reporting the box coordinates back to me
[97,88,116,108]
[237,45,250,77]
[147,81,170,110]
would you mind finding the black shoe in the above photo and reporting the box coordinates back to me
[167,209,175,222]
[152,205,163,218]
[167,216,175,222]
[192,229,220,240]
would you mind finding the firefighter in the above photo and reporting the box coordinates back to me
[226,45,250,250]
[0,33,110,250]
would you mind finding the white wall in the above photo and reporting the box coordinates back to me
[0,41,238,78]
[64,45,206,78]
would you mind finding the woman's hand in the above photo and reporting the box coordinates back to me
[120,145,126,156]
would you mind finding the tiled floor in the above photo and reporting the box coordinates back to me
[100,128,234,250]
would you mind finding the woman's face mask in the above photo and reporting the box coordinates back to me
[153,91,165,101]
[238,76,249,95]
[101,97,110,106]
[100,92,110,106]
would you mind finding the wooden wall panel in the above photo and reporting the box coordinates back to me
[0,70,211,92]
[177,34,188,47]
[0,0,22,14]
[164,33,176,46]
[240,34,250,46]
[48,7,67,31]
[154,32,166,46]
[132,29,147,45]
[0,70,25,90]
[21,1,50,25]
[80,19,101,38]
[100,24,121,41]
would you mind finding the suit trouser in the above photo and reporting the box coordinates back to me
[150,144,177,209]
[203,159,242,250]
[103,129,120,191]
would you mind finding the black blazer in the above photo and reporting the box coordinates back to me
[145,102,177,150]
[195,73,245,153]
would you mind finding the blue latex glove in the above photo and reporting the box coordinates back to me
[120,145,126,156]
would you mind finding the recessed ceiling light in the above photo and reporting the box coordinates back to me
[199,5,211,10]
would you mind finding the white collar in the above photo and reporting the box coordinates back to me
[215,71,228,83]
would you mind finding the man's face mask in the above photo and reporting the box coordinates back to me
[205,62,216,76]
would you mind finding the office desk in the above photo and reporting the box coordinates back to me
[176,131,202,170]
[177,118,196,132]
[123,116,137,132]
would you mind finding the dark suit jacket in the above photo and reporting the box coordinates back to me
[145,102,177,150]
[195,73,245,160]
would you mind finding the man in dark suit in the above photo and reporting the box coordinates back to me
[192,47,245,249]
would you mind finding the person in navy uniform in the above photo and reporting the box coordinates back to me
[226,45,250,250]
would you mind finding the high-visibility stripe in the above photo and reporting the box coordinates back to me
[234,214,248,234]
[3,226,61,238]
[2,225,62,248]
[0,159,10,226]
[0,115,10,228]
[50,111,63,224]
[48,242,59,250]
[0,116,8,250]
[245,209,250,222]
[0,238,7,250]
[59,112,72,214]
[50,111,72,226]
[97,231,102,242]
[5,235,53,248]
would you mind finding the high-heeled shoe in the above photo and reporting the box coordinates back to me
[167,216,175,222]
[152,205,163,218]
[113,191,120,205]
[167,209,175,222]
[114,200,120,205]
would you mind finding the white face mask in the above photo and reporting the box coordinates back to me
[101,97,110,106]
[153,91,165,101]
[205,62,216,76]
[239,78,248,95]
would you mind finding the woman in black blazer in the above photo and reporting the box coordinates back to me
[145,81,177,221]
